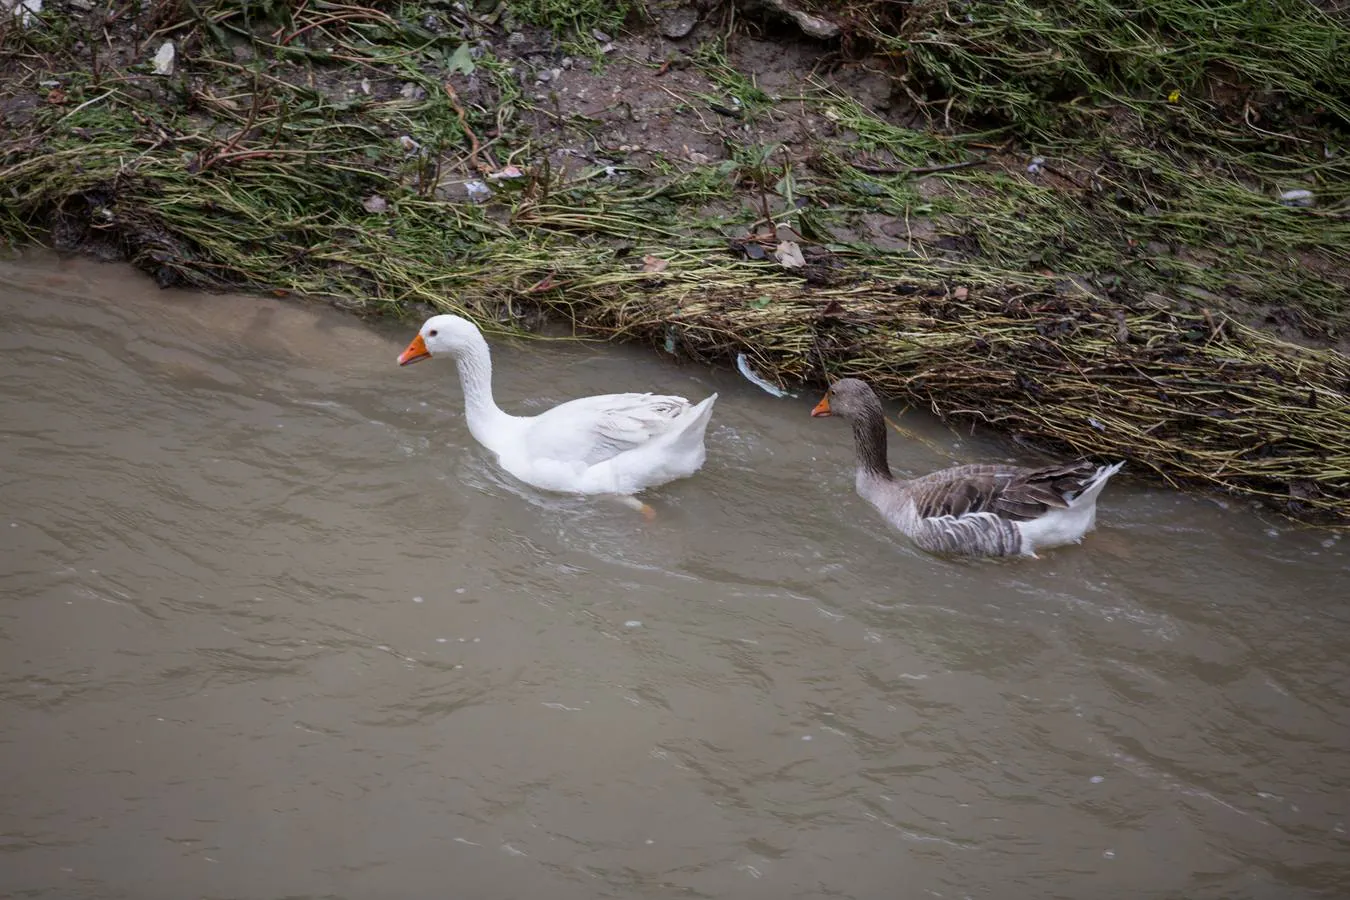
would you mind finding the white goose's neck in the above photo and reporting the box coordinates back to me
[451,333,515,447]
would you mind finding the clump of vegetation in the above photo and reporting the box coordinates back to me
[803,0,1349,333]
[1,0,1348,523]
[507,0,633,35]
[825,0,1348,140]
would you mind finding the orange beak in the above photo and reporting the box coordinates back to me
[398,333,431,366]
[811,393,832,417]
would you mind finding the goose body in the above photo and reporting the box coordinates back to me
[399,315,717,497]
[812,379,1122,558]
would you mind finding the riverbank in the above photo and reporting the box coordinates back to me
[2,0,1348,524]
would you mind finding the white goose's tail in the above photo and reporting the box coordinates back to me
[638,393,718,487]
[667,393,718,451]
[586,393,719,495]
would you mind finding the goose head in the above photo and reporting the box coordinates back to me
[810,377,883,420]
[397,314,483,366]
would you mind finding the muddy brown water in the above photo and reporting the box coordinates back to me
[1,252,1347,900]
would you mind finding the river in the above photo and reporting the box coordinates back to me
[1,252,1346,899]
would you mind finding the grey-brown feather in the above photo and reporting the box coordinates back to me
[908,506,1022,557]
[908,461,1101,521]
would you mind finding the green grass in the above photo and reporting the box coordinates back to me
[505,0,633,34]
[500,0,634,62]
[692,37,776,119]
[855,0,1349,143]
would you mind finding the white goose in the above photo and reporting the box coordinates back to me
[398,315,718,508]
[812,378,1123,558]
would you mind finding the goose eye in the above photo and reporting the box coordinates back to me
[428,329,438,337]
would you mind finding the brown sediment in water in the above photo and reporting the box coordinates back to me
[1,1,1347,524]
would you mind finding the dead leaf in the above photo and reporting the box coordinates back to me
[362,195,389,214]
[1114,309,1130,344]
[774,240,805,269]
[642,255,670,273]
[46,87,67,105]
[152,41,176,77]
[953,285,969,300]
[446,42,476,76]
[526,273,557,293]
[683,144,711,165]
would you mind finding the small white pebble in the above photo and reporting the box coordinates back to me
[454,664,462,669]
[1103,850,1115,859]
[412,596,424,603]
[436,638,447,643]
[472,637,480,643]
[455,588,466,594]
[624,620,642,628]
[801,735,813,741]
[1090,775,1104,784]
[645,839,654,844]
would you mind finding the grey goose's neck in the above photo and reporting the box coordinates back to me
[851,408,893,481]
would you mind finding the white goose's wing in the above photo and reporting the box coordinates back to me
[523,392,693,465]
